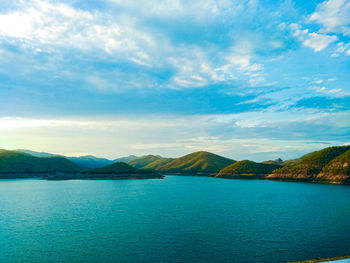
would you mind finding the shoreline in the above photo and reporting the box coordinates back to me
[289,255,350,263]
[1,173,350,186]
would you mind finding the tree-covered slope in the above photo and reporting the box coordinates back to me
[143,158,175,170]
[268,146,350,181]
[315,149,350,184]
[217,160,281,178]
[128,155,162,169]
[151,151,235,174]
[0,149,82,175]
[321,149,350,175]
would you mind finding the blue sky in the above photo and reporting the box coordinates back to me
[0,0,349,161]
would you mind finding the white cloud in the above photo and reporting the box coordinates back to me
[0,0,268,90]
[290,23,338,52]
[309,0,350,36]
[311,86,327,92]
[310,79,323,84]
[327,78,337,82]
[329,88,342,93]
[0,0,156,64]
[302,32,338,52]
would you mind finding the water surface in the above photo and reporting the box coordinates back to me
[1,176,350,262]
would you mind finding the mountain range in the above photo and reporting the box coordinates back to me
[1,145,350,184]
[17,149,115,169]
[0,150,161,180]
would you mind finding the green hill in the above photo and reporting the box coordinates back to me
[85,162,136,174]
[321,149,350,175]
[147,151,235,175]
[128,155,162,169]
[143,158,175,170]
[315,149,350,184]
[217,160,281,179]
[0,149,82,177]
[268,146,350,182]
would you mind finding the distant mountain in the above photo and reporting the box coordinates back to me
[67,155,113,169]
[262,158,300,166]
[268,146,350,183]
[114,155,139,163]
[46,161,163,180]
[145,151,235,175]
[16,149,58,158]
[16,149,114,169]
[217,160,281,179]
[316,149,350,184]
[262,158,283,165]
[0,149,82,177]
[128,155,162,168]
[280,158,300,166]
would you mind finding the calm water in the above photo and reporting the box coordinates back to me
[1,176,350,263]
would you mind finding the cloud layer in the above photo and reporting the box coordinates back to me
[0,0,349,159]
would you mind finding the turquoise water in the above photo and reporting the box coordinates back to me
[1,176,350,263]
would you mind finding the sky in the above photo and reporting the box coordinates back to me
[0,0,349,161]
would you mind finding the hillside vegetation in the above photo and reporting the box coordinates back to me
[0,149,82,176]
[128,155,162,169]
[315,149,350,184]
[143,158,175,170]
[217,160,281,179]
[321,149,350,175]
[268,146,350,183]
[145,151,235,175]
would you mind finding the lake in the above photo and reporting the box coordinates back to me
[1,176,350,263]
